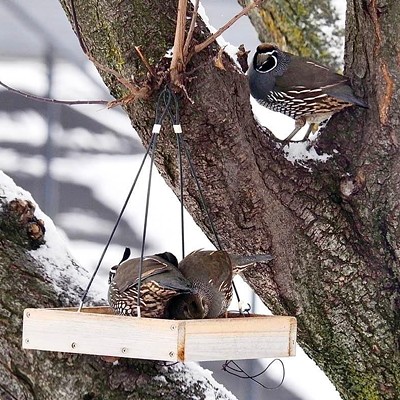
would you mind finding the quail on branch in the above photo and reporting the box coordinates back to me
[177,250,273,318]
[108,252,196,318]
[247,43,368,142]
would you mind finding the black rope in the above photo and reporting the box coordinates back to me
[180,138,223,250]
[222,359,285,390]
[78,86,172,312]
[161,87,241,304]
[78,131,157,311]
[136,89,173,316]
[79,84,241,310]
[163,89,186,259]
[176,130,185,259]
[178,133,241,303]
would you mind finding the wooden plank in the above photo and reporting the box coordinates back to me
[22,308,297,362]
[22,308,180,361]
[183,316,296,361]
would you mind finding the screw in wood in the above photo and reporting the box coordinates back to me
[121,347,127,354]
[25,338,30,344]
[170,325,176,331]
[26,312,30,318]
[169,351,174,358]
[71,342,77,349]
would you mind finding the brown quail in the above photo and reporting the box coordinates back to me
[108,252,196,318]
[177,250,273,318]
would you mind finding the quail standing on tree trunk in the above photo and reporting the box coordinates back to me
[108,251,201,318]
[176,250,273,318]
[247,43,368,142]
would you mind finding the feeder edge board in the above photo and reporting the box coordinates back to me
[22,307,297,362]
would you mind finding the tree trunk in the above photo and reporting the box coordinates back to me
[2,0,398,399]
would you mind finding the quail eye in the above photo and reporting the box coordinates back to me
[256,52,278,73]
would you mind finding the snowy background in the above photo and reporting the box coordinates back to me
[0,1,345,399]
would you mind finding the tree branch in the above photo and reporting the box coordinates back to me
[170,0,188,88]
[183,0,199,60]
[0,80,109,106]
[193,0,264,54]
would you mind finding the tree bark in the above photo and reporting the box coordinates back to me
[2,0,398,399]
[237,0,343,68]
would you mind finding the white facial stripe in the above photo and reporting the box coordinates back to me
[257,53,278,74]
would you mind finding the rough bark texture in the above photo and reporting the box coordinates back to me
[2,0,399,399]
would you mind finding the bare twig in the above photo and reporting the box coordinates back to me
[193,0,264,54]
[183,0,199,60]
[0,80,109,106]
[170,0,188,87]
[134,46,156,77]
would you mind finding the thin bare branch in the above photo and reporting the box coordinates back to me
[193,0,265,54]
[170,0,188,87]
[0,80,109,106]
[134,46,156,77]
[183,0,199,60]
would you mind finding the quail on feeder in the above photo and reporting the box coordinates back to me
[177,250,273,318]
[166,293,208,320]
[247,43,368,142]
[108,252,197,318]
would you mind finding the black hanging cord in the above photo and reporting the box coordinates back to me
[222,359,285,390]
[164,90,186,259]
[181,140,223,250]
[177,128,241,304]
[175,127,186,259]
[77,132,156,311]
[78,86,172,312]
[166,87,241,304]
[78,84,240,310]
[136,88,173,316]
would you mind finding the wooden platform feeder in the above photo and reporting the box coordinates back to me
[22,306,297,362]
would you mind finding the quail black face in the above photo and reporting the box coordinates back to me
[253,45,280,74]
[247,43,367,142]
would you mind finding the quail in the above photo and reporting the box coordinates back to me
[177,250,273,318]
[247,43,368,142]
[108,251,196,318]
[166,293,208,320]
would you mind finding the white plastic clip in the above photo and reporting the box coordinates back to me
[152,124,162,134]
[173,124,182,134]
